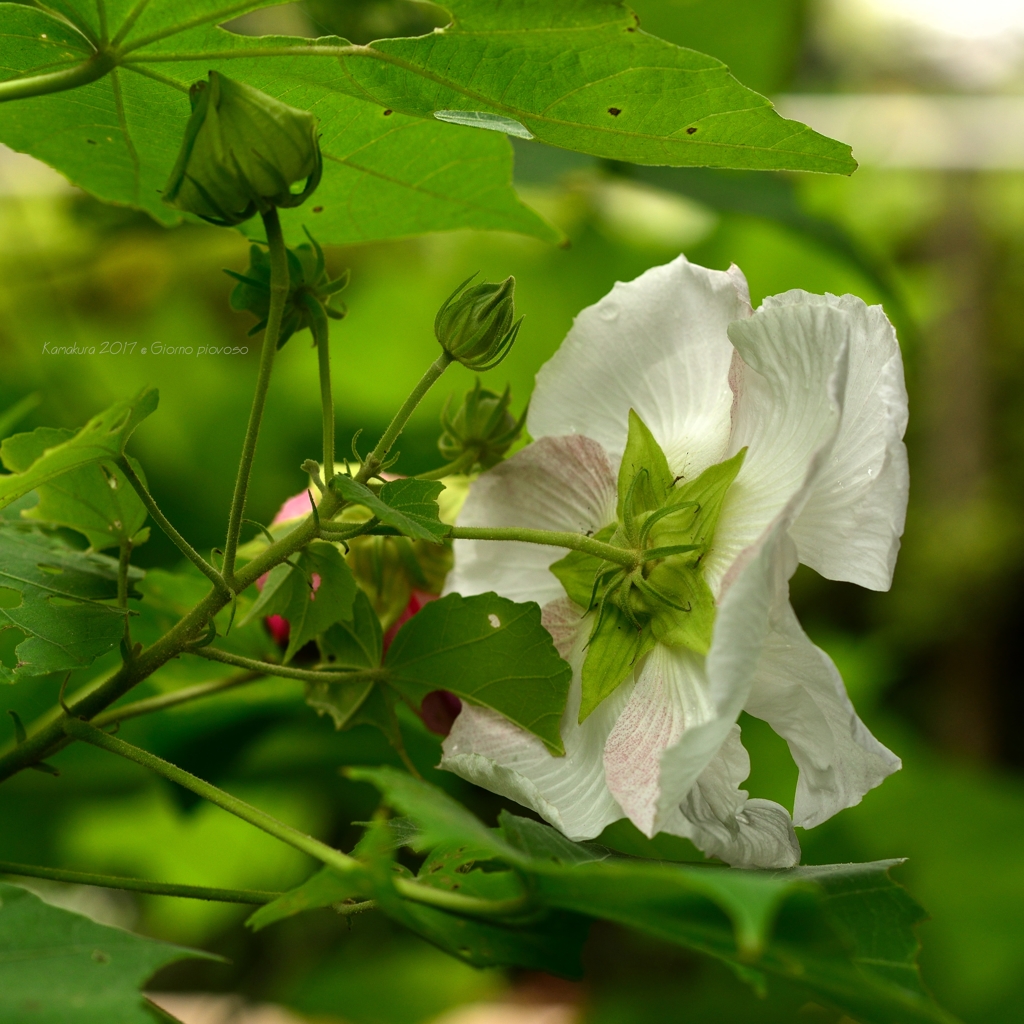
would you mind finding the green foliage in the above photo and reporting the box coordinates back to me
[0,388,157,513]
[247,865,366,932]
[385,592,572,754]
[241,540,356,661]
[332,477,448,542]
[0,524,134,681]
[2,428,149,551]
[0,881,211,1023]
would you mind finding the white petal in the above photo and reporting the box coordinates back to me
[663,725,801,868]
[766,293,909,592]
[439,600,628,841]
[705,297,851,596]
[603,514,791,838]
[528,256,751,480]
[745,600,901,829]
[444,435,617,606]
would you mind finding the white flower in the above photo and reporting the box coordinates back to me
[440,256,907,868]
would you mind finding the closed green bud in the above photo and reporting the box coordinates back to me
[164,71,322,226]
[434,273,522,371]
[227,229,348,348]
[439,379,526,471]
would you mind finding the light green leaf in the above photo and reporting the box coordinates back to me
[240,540,357,661]
[617,408,674,521]
[579,606,654,723]
[2,428,149,550]
[0,881,212,1023]
[384,592,571,754]
[0,388,158,512]
[0,524,134,681]
[334,0,856,174]
[246,865,369,932]
[0,393,40,441]
[333,476,447,542]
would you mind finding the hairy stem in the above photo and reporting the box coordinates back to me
[191,647,385,685]
[356,352,452,484]
[449,526,635,568]
[91,672,262,729]
[415,448,479,480]
[0,860,282,905]
[64,718,361,876]
[118,456,227,592]
[392,878,530,918]
[223,207,289,585]
[0,51,116,104]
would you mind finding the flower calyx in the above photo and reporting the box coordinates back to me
[227,230,349,348]
[163,71,322,226]
[551,410,745,722]
[434,273,523,371]
[438,379,527,472]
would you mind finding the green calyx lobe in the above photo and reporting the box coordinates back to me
[551,411,745,723]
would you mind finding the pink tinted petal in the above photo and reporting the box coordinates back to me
[266,614,290,645]
[273,491,315,526]
[419,690,463,736]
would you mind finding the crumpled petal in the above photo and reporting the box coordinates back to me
[528,256,751,480]
[764,292,909,592]
[705,295,851,596]
[663,725,800,868]
[745,598,901,829]
[440,599,627,841]
[444,435,617,606]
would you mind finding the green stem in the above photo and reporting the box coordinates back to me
[449,526,635,568]
[0,860,283,905]
[223,207,289,586]
[306,294,335,484]
[356,352,452,484]
[63,718,361,877]
[118,456,227,593]
[0,51,116,104]
[116,538,132,610]
[121,45,362,62]
[191,647,385,686]
[415,449,479,480]
[392,878,530,919]
[91,672,262,729]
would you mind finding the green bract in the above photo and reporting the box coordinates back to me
[439,380,526,470]
[434,274,523,371]
[163,71,322,226]
[551,410,745,722]
[228,233,349,348]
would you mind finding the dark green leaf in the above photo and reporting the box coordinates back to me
[2,428,149,550]
[241,540,357,661]
[246,866,370,932]
[384,592,571,754]
[0,881,213,1023]
[0,389,158,512]
[0,525,133,681]
[332,476,447,542]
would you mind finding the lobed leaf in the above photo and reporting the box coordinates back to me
[332,476,447,542]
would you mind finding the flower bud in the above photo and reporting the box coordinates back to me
[434,273,522,370]
[227,230,348,348]
[438,380,525,470]
[164,71,322,226]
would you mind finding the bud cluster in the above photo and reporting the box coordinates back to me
[439,379,526,471]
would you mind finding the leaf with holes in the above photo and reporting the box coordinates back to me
[0,524,136,681]
[0,882,213,1023]
[384,592,571,754]
[0,388,158,513]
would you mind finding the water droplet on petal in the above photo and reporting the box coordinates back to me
[599,302,619,322]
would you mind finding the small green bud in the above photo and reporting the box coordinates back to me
[226,229,349,348]
[164,71,322,226]
[438,379,526,471]
[434,273,523,371]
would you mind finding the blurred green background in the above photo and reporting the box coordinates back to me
[2,1,1024,1022]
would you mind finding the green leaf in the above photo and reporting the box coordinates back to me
[0,524,134,681]
[246,866,369,933]
[240,540,357,661]
[579,606,654,723]
[333,0,856,174]
[2,428,149,550]
[0,881,212,1023]
[332,476,448,542]
[384,592,571,754]
[0,393,40,441]
[617,408,674,521]
[0,389,158,513]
